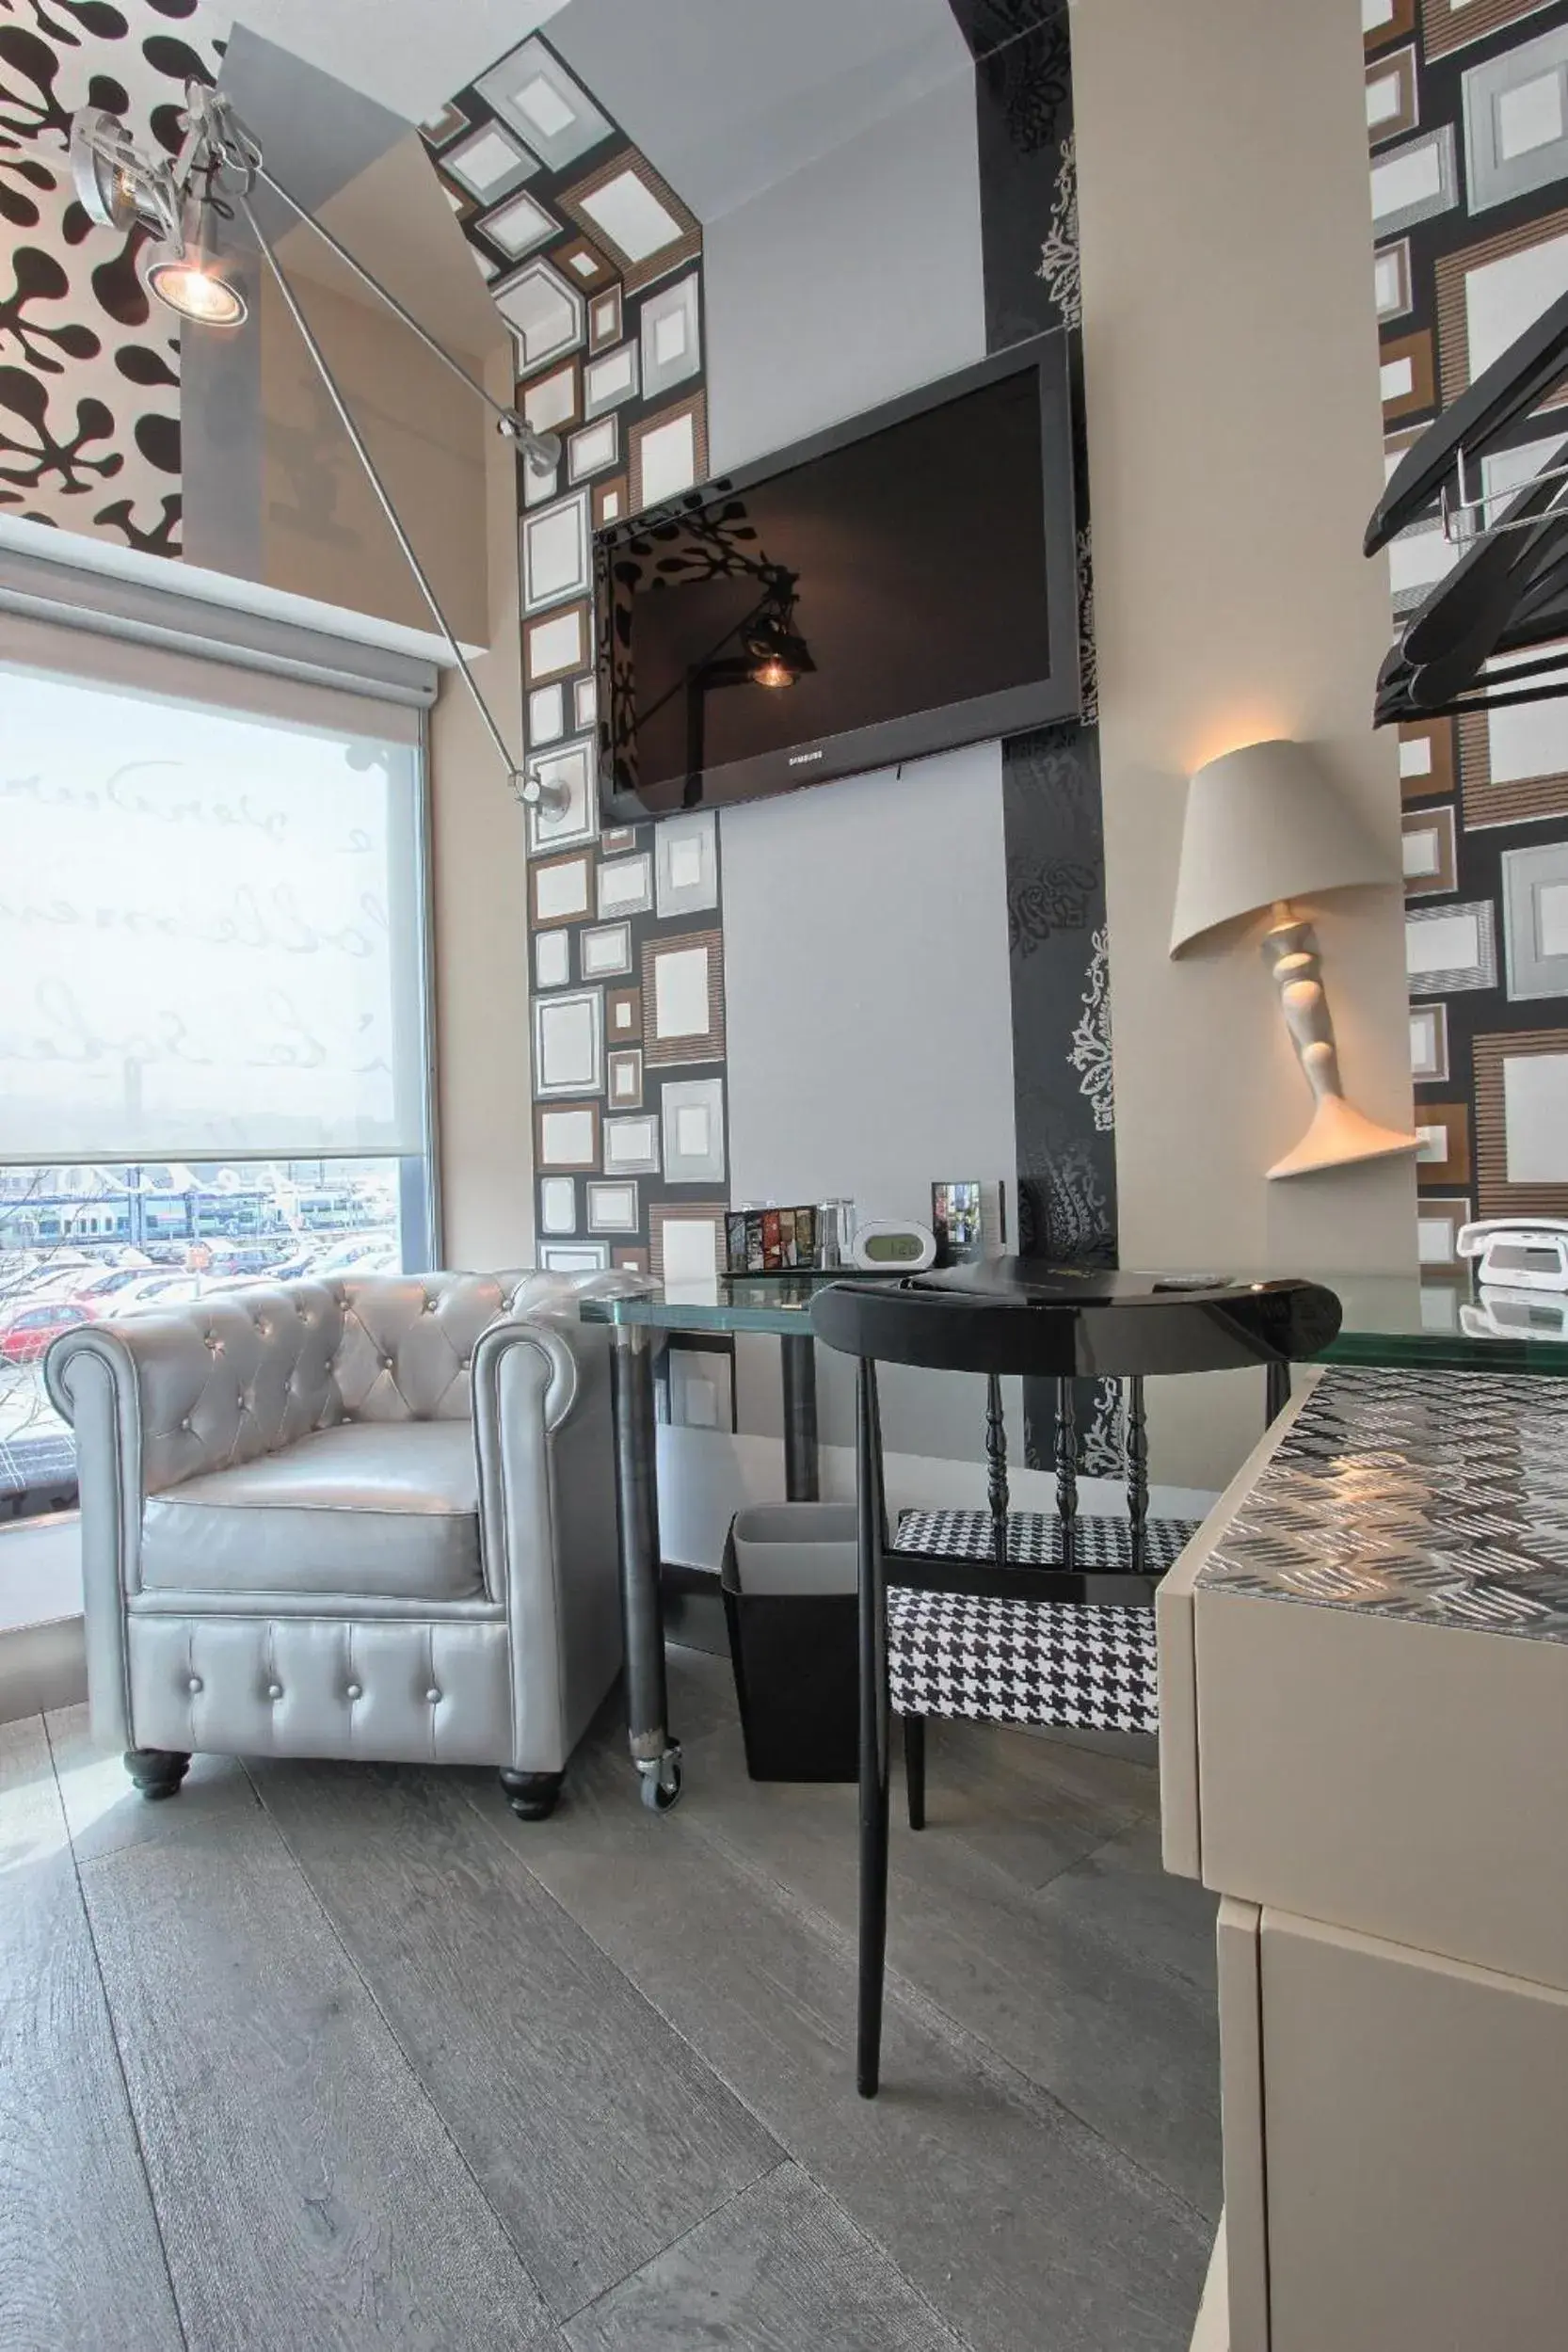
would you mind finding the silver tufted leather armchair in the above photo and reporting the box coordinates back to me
[46,1269,643,1820]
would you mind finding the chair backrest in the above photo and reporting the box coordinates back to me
[61,1269,647,1500]
[326,1268,648,1423]
[328,1272,526,1422]
[810,1260,1340,1576]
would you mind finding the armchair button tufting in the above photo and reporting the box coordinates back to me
[187,1675,202,1694]
[267,1682,283,1701]
[426,1687,441,1704]
[344,1682,362,1701]
[181,1416,193,1433]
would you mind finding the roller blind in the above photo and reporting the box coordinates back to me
[0,631,429,1163]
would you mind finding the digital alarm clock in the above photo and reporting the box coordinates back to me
[849,1221,937,1272]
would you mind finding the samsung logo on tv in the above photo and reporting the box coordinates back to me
[787,749,824,767]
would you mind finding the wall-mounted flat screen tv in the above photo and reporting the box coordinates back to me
[594,331,1079,823]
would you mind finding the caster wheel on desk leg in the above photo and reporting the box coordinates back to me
[639,1745,682,1813]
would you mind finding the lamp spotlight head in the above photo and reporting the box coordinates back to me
[144,249,248,326]
[744,600,813,691]
[71,106,144,229]
[517,767,570,814]
[70,106,181,240]
[497,410,561,476]
[141,192,248,327]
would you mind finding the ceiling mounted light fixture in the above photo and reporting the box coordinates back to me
[69,79,559,807]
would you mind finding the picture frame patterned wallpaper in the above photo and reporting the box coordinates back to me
[1366,0,1568,1292]
[422,31,720,1281]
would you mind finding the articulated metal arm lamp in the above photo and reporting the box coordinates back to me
[70,84,552,805]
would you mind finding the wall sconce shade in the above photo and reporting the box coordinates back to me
[1170,736,1416,1181]
[1169,738,1392,956]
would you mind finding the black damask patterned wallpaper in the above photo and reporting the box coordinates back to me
[1369,0,1568,1290]
[952,0,1120,1472]
[0,0,222,553]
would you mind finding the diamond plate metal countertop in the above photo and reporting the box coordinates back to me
[1197,1367,1568,1641]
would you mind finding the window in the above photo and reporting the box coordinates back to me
[0,616,436,1529]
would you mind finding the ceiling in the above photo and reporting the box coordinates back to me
[223,0,971,220]
[224,0,572,132]
[223,27,503,360]
[274,136,505,363]
[548,0,970,221]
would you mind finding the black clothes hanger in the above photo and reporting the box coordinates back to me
[1366,283,1568,554]
[1366,282,1568,723]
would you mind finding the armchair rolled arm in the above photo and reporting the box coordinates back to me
[469,1305,624,1760]
[44,1321,154,1748]
[471,1312,583,1439]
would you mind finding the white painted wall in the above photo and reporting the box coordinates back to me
[723,743,1016,1228]
[657,1428,1217,1578]
[703,72,986,466]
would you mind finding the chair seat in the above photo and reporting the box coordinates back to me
[896,1507,1200,1572]
[140,1420,483,1601]
[888,1587,1160,1735]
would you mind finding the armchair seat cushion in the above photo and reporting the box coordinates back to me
[140,1421,483,1602]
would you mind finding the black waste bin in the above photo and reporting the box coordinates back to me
[721,1503,859,1782]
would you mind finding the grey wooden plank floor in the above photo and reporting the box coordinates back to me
[2,1646,1218,2352]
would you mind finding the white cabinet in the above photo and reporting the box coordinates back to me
[1159,1368,1568,2351]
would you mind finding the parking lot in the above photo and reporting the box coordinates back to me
[0,1200,402,1505]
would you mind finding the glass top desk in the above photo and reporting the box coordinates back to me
[581,1268,1568,1369]
[579,1268,1568,1808]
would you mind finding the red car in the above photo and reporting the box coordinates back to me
[0,1300,94,1364]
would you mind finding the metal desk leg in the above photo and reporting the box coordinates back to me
[781,1332,820,1502]
[609,1323,681,1812]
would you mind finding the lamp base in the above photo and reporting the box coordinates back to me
[1267,1095,1420,1182]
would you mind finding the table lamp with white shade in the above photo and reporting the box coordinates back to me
[1169,738,1419,1181]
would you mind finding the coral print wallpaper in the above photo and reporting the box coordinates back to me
[1368,0,1568,1292]
[422,30,719,1288]
[0,0,222,553]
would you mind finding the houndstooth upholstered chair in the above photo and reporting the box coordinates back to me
[809,1261,1340,2096]
[46,1269,645,1820]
